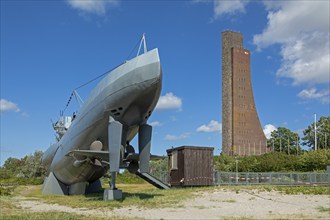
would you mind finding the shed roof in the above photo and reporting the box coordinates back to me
[166,146,214,154]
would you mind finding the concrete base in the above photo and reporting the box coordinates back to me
[85,179,103,194]
[42,172,68,195]
[103,189,122,201]
[69,182,88,195]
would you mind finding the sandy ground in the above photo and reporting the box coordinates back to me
[18,189,330,219]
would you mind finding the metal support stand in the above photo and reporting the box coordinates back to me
[42,172,68,195]
[104,117,123,201]
[139,124,152,173]
[69,182,88,195]
[111,172,117,190]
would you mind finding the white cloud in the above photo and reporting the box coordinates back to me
[276,32,330,86]
[213,0,249,19]
[254,2,329,47]
[298,88,330,104]
[0,99,20,113]
[149,121,162,127]
[196,120,222,133]
[192,0,248,20]
[164,133,190,141]
[156,93,182,111]
[67,0,119,16]
[263,124,277,139]
[253,1,330,86]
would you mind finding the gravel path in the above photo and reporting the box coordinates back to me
[18,189,330,219]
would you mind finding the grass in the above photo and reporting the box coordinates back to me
[277,186,330,195]
[193,205,207,209]
[222,199,237,203]
[273,214,319,220]
[11,184,214,210]
[0,186,15,196]
[0,211,110,220]
[1,183,213,219]
[0,196,17,211]
[217,185,330,195]
[0,193,141,220]
[2,183,329,219]
[224,217,253,220]
[317,206,330,213]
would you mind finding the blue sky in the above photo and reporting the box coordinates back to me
[1,0,329,164]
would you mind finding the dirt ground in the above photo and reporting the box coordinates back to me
[18,188,330,219]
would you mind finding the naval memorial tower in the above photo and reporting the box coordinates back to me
[222,31,268,156]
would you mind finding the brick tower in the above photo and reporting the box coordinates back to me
[222,31,268,156]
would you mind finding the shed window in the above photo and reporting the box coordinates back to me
[170,151,178,170]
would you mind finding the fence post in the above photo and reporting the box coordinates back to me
[214,170,219,185]
[290,173,292,187]
[327,166,330,185]
[257,173,259,184]
[297,174,300,185]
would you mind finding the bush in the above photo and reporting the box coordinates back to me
[215,149,330,172]
[298,149,330,171]
[1,151,46,185]
[0,168,12,179]
[0,185,16,196]
[116,171,145,184]
[0,177,44,185]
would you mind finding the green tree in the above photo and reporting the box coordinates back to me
[302,116,330,150]
[2,157,25,177]
[214,153,235,172]
[1,150,46,180]
[237,156,259,172]
[149,158,168,182]
[298,149,330,171]
[18,151,46,179]
[149,158,168,173]
[268,127,301,154]
[216,149,330,172]
[256,152,288,172]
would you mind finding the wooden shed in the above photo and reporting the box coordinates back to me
[167,146,214,187]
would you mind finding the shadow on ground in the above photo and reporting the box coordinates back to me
[85,191,163,202]
[123,192,163,200]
